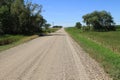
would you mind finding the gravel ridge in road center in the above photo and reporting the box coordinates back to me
[0,28,111,80]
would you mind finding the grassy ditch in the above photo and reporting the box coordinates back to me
[0,35,38,52]
[65,27,120,80]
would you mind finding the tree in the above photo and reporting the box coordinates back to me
[82,11,116,31]
[19,1,45,34]
[53,26,63,28]
[0,0,46,35]
[75,22,82,29]
[0,5,14,34]
[0,22,3,34]
[44,23,51,30]
[10,0,24,34]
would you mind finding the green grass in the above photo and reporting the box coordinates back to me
[80,31,120,54]
[116,25,120,31]
[65,27,120,80]
[0,35,38,52]
[0,35,24,45]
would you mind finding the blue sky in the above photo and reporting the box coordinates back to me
[30,0,120,27]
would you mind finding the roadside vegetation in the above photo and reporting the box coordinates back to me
[0,35,38,52]
[0,27,60,51]
[49,28,60,33]
[0,0,59,50]
[82,10,116,31]
[0,35,24,46]
[78,30,120,54]
[43,24,61,33]
[49,26,63,33]
[65,27,120,80]
[66,11,120,80]
[0,0,48,35]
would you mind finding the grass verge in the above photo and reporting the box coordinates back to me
[79,30,120,54]
[65,27,120,80]
[0,35,38,52]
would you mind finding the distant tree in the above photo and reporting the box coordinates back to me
[82,11,116,31]
[44,23,51,30]
[53,26,62,28]
[75,22,82,29]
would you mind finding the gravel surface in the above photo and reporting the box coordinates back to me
[0,28,112,80]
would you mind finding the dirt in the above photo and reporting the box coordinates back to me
[0,28,112,80]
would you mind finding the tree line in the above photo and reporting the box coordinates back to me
[52,26,63,28]
[0,0,47,35]
[75,10,116,31]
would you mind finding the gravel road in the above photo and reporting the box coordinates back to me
[0,28,111,80]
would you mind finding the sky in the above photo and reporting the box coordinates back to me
[30,0,120,27]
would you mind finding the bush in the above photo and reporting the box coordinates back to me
[81,26,91,31]
[75,22,82,29]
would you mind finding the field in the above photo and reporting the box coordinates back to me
[80,30,120,54]
[65,27,120,80]
[0,35,38,52]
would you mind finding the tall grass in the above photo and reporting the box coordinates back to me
[0,35,24,46]
[80,31,120,53]
[0,35,38,52]
[65,27,120,80]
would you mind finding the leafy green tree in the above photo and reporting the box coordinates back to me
[0,5,14,34]
[0,22,3,34]
[19,2,45,34]
[0,0,46,35]
[10,0,24,34]
[44,23,51,30]
[75,22,82,29]
[82,11,116,31]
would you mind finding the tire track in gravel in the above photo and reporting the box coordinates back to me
[0,28,111,80]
